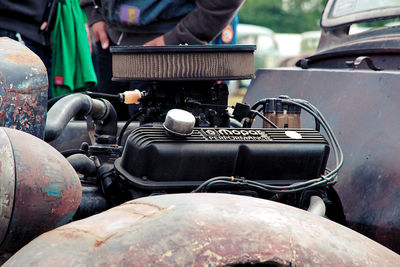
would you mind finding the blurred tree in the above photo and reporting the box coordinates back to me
[239,0,328,33]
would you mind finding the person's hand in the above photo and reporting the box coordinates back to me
[143,35,165,46]
[91,21,110,50]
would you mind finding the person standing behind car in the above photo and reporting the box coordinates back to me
[80,0,245,117]
[0,0,57,97]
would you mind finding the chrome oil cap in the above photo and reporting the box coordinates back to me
[163,109,195,137]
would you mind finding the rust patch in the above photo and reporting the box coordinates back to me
[5,88,46,95]
[58,228,92,240]
[0,128,81,253]
[4,194,400,266]
[49,202,164,250]
[122,201,163,214]
[3,49,41,66]
[57,226,117,249]
[94,235,115,248]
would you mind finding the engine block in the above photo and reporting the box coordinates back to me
[115,127,329,190]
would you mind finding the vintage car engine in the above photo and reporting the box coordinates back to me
[132,80,230,127]
[115,126,329,190]
[45,45,343,221]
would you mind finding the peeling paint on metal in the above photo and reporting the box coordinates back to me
[0,128,81,253]
[4,194,400,266]
[0,128,15,246]
[0,37,47,138]
[43,183,62,197]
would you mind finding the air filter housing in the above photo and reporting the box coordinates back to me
[110,45,255,80]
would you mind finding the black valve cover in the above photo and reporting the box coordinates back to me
[114,127,329,190]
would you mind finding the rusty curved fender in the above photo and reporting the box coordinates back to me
[6,193,400,266]
[0,37,48,139]
[0,128,81,253]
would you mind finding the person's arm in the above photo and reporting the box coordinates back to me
[80,0,110,49]
[162,0,244,45]
[80,0,104,26]
[81,0,245,47]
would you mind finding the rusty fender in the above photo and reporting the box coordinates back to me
[5,193,400,266]
[0,128,81,253]
[0,37,48,139]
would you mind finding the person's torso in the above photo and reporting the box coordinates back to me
[0,0,55,45]
[102,0,196,33]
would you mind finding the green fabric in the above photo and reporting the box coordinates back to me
[51,0,97,97]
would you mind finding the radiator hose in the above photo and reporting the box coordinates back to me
[45,93,117,143]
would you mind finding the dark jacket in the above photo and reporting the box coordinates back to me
[80,0,244,45]
[0,0,57,45]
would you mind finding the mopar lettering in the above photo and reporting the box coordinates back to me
[232,130,241,136]
[217,129,262,137]
[248,130,261,136]
[218,129,233,136]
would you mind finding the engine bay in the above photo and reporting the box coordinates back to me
[45,45,343,221]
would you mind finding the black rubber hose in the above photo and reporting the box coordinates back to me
[45,94,93,142]
[94,99,118,138]
[117,110,144,146]
[73,185,110,220]
[67,154,97,177]
[85,91,121,100]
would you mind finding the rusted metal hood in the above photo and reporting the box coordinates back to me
[5,193,399,266]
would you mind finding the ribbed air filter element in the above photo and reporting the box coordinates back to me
[110,45,255,81]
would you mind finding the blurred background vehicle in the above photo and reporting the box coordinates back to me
[237,23,281,69]
[299,30,320,55]
[278,31,320,67]
[229,23,281,98]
